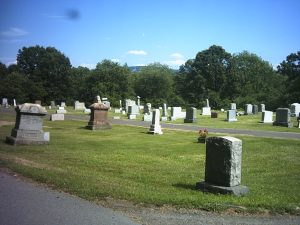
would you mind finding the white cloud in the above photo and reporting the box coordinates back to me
[1,27,28,37]
[163,59,186,68]
[170,53,184,59]
[127,50,147,56]
[111,58,120,63]
[80,63,96,69]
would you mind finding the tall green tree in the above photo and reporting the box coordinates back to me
[85,60,133,106]
[277,51,300,104]
[69,66,91,102]
[17,45,72,104]
[134,63,174,107]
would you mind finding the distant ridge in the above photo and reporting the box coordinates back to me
[128,66,145,72]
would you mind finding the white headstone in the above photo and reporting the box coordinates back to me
[137,96,140,106]
[291,103,300,117]
[56,106,67,114]
[148,109,163,135]
[50,113,65,121]
[61,102,66,107]
[261,111,273,123]
[230,103,236,110]
[13,99,16,107]
[202,107,211,116]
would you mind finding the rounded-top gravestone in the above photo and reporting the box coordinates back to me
[87,100,111,130]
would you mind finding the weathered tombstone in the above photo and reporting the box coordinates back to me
[6,103,50,145]
[260,111,273,123]
[143,103,152,122]
[83,108,91,114]
[125,99,136,112]
[291,103,300,117]
[244,104,253,115]
[170,107,186,120]
[102,98,110,108]
[258,104,265,112]
[230,103,236,110]
[87,99,111,130]
[148,109,163,135]
[196,136,249,196]
[184,107,197,123]
[128,105,139,119]
[13,99,16,107]
[226,110,237,122]
[56,106,67,114]
[50,113,64,121]
[61,102,66,107]
[50,101,56,108]
[35,100,42,105]
[137,96,140,106]
[2,98,8,106]
[211,112,218,118]
[202,99,211,116]
[161,103,168,121]
[74,101,86,110]
[273,108,293,128]
[119,100,122,109]
[252,105,258,115]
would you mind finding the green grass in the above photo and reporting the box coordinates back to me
[0,118,299,215]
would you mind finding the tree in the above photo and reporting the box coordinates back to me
[69,66,91,102]
[134,63,174,107]
[85,60,133,106]
[277,51,300,104]
[17,45,72,104]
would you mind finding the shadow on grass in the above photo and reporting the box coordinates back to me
[173,183,198,191]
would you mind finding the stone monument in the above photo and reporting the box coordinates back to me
[273,108,293,128]
[148,109,163,135]
[226,110,237,122]
[252,105,258,115]
[6,103,50,145]
[244,104,253,115]
[161,103,168,121]
[143,103,152,122]
[202,99,211,116]
[74,101,86,110]
[86,96,111,130]
[260,111,273,123]
[291,103,300,117]
[196,136,249,196]
[230,103,236,110]
[258,104,265,112]
[184,107,197,123]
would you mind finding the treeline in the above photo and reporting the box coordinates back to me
[0,45,299,110]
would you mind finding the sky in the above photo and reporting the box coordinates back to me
[0,0,300,69]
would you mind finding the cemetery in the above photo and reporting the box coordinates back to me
[0,102,299,216]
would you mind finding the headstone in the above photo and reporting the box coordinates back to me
[61,102,66,107]
[161,103,168,121]
[114,108,121,113]
[201,107,211,116]
[50,101,56,108]
[56,106,67,114]
[148,109,163,135]
[211,112,218,118]
[260,111,273,123]
[35,100,42,105]
[122,110,126,115]
[206,99,209,107]
[143,103,153,122]
[125,99,136,112]
[170,107,186,120]
[50,113,64,121]
[137,96,140,106]
[273,108,293,128]
[13,99,16,107]
[74,101,86,110]
[6,103,50,145]
[95,95,102,103]
[102,98,110,108]
[227,109,237,122]
[184,107,197,123]
[84,108,91,114]
[2,98,8,106]
[230,103,236,110]
[220,108,225,112]
[48,106,52,109]
[252,105,258,115]
[87,99,111,130]
[113,116,120,119]
[128,105,139,119]
[291,103,300,117]
[244,104,253,115]
[297,113,300,128]
[196,136,249,196]
[258,104,265,112]
[119,100,122,109]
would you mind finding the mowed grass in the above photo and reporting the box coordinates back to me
[0,117,299,215]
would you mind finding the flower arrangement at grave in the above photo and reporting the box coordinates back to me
[198,129,208,143]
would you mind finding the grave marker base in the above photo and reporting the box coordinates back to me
[196,181,249,196]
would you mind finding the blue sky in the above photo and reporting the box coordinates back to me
[1,0,300,69]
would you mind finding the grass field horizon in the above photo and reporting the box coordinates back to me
[0,112,299,215]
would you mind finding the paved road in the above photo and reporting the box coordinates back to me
[0,170,139,225]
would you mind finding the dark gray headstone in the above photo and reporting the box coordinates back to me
[184,107,197,123]
[6,103,49,145]
[273,108,293,128]
[196,136,249,196]
[252,105,258,114]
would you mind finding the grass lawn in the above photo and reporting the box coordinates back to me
[0,116,299,215]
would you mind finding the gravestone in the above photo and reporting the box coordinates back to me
[2,98,8,106]
[202,99,211,116]
[244,104,253,115]
[143,103,152,122]
[35,100,42,105]
[226,110,237,122]
[211,112,218,118]
[56,106,67,114]
[102,98,110,108]
[125,99,136,112]
[13,99,16,107]
[258,104,265,112]
[297,113,300,128]
[170,107,186,121]
[260,111,273,123]
[50,113,64,121]
[252,105,258,115]
[230,103,236,110]
[161,103,168,121]
[61,102,66,107]
[184,107,197,123]
[83,108,91,114]
[6,103,49,145]
[137,96,140,106]
[291,103,300,117]
[87,100,111,130]
[128,105,139,119]
[74,101,86,110]
[196,136,249,196]
[114,108,121,113]
[148,109,163,135]
[50,101,56,108]
[273,108,293,128]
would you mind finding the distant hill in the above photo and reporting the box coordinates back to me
[128,66,145,72]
